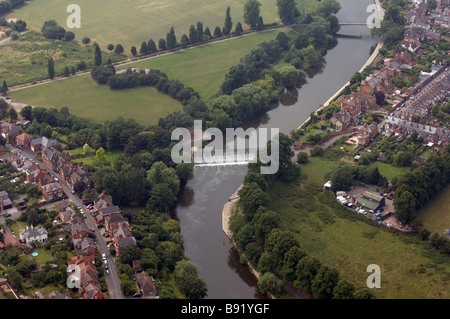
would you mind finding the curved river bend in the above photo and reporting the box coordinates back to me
[174,0,380,299]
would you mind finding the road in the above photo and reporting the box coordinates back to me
[4,144,124,299]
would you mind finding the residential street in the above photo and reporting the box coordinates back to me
[4,144,124,299]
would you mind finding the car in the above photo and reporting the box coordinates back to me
[104,260,108,266]
[102,253,106,260]
[133,293,142,298]
[4,213,11,218]
[90,227,95,232]
[106,269,110,275]
[71,190,76,194]
[105,264,108,270]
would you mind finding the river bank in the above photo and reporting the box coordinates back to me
[295,0,385,131]
[220,0,387,298]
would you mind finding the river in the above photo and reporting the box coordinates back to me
[173,0,380,299]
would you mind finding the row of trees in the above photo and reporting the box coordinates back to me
[328,165,389,192]
[394,145,450,223]
[229,147,374,298]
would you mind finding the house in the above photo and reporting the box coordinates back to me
[0,191,12,211]
[27,168,47,184]
[292,141,304,150]
[357,123,378,145]
[67,255,105,299]
[40,182,63,201]
[135,271,158,298]
[106,214,136,257]
[94,193,121,223]
[70,220,90,240]
[30,136,58,153]
[384,116,450,147]
[331,110,352,131]
[59,206,77,223]
[60,163,93,192]
[340,92,377,117]
[401,37,421,53]
[3,233,22,249]
[42,147,70,172]
[356,191,385,212]
[73,237,96,255]
[19,225,48,245]
[360,70,394,95]
[1,122,23,143]
[15,132,33,149]
[47,291,71,299]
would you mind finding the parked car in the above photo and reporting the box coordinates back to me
[102,253,106,260]
[4,213,11,218]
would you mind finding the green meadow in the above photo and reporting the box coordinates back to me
[10,75,183,126]
[10,29,283,124]
[267,181,450,299]
[7,0,283,49]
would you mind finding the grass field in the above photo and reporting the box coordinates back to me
[68,148,123,166]
[10,75,183,126]
[7,0,285,50]
[0,31,123,86]
[299,156,345,186]
[369,162,411,182]
[10,29,283,124]
[268,181,450,299]
[130,29,285,99]
[415,185,450,235]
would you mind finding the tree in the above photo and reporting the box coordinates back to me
[41,20,66,39]
[224,6,233,35]
[258,272,284,295]
[140,41,148,55]
[310,265,340,299]
[276,0,298,24]
[296,151,308,164]
[243,0,261,29]
[234,22,243,35]
[196,22,203,42]
[8,107,17,121]
[63,66,70,77]
[174,259,207,299]
[81,36,90,44]
[114,44,124,54]
[333,280,355,299]
[294,256,322,295]
[238,182,270,221]
[95,147,107,161]
[47,58,55,79]
[189,25,198,44]
[180,34,189,48]
[316,0,342,18]
[107,44,114,51]
[394,190,416,223]
[214,26,222,38]
[330,166,354,191]
[94,43,102,66]
[20,105,32,120]
[2,80,7,95]
[63,30,75,41]
[130,46,137,56]
[166,26,177,49]
[147,39,157,53]
[158,38,167,51]
[257,16,264,31]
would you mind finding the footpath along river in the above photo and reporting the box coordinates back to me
[173,0,381,299]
